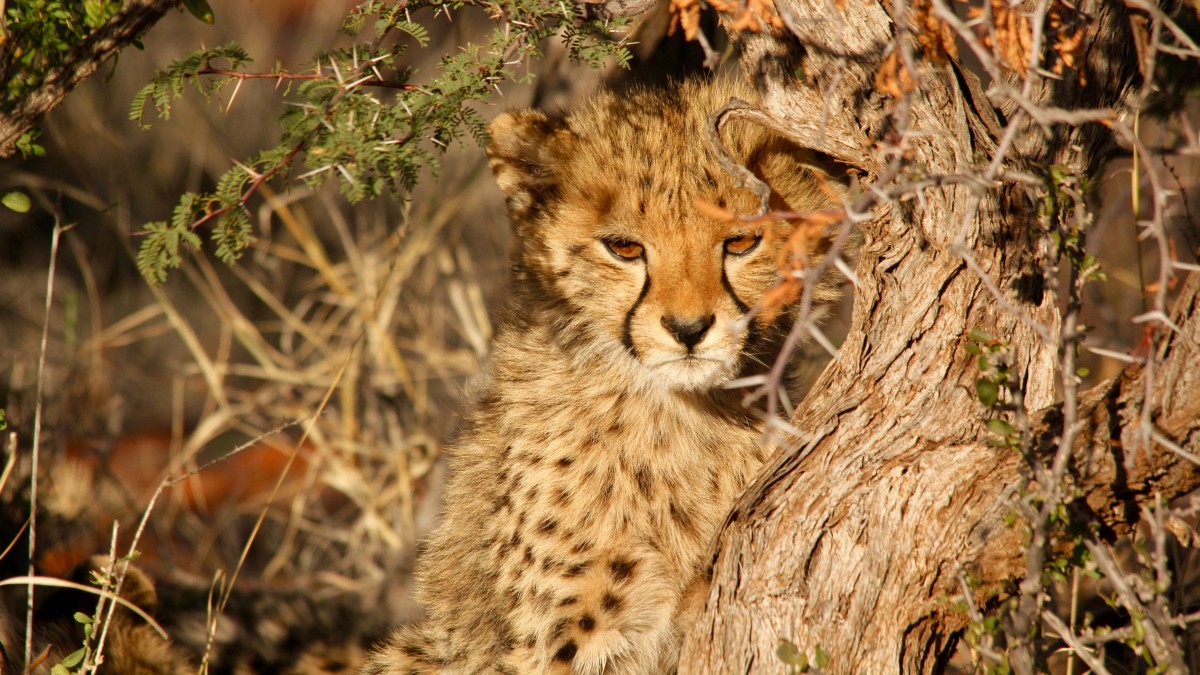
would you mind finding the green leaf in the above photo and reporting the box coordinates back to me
[969,328,993,343]
[395,19,430,46]
[61,647,85,668]
[2,191,31,213]
[136,220,200,285]
[776,640,803,666]
[73,612,94,624]
[986,418,1016,436]
[976,378,999,407]
[131,0,635,283]
[51,665,70,675]
[814,643,829,668]
[181,0,214,23]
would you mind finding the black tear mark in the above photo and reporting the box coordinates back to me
[720,265,750,313]
[622,268,652,355]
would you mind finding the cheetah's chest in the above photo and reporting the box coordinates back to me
[490,398,760,585]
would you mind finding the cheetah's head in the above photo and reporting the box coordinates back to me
[486,79,846,393]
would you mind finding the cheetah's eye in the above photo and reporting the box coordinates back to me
[724,232,761,256]
[603,238,644,261]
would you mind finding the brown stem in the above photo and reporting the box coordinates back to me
[195,68,419,91]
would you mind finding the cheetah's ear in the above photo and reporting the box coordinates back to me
[487,110,572,219]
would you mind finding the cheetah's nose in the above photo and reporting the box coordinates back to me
[661,315,714,351]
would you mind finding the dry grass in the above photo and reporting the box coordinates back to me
[0,2,515,666]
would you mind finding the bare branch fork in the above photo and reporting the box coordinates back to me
[679,0,1200,670]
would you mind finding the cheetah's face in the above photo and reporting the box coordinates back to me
[486,88,839,392]
[534,193,791,392]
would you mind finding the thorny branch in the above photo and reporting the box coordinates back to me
[921,0,1197,670]
[196,68,421,91]
[157,143,305,237]
[133,15,427,244]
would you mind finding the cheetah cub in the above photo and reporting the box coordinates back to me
[363,76,842,674]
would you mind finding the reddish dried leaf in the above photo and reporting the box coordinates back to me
[875,49,916,100]
[695,197,739,223]
[911,0,959,65]
[668,0,702,40]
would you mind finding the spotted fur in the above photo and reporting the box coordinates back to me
[362,76,843,674]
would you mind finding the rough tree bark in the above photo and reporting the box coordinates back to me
[679,0,1200,672]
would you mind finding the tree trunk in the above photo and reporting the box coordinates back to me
[680,0,1200,671]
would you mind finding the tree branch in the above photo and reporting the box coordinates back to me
[0,0,180,158]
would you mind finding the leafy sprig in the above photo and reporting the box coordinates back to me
[134,0,631,284]
[130,43,253,128]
